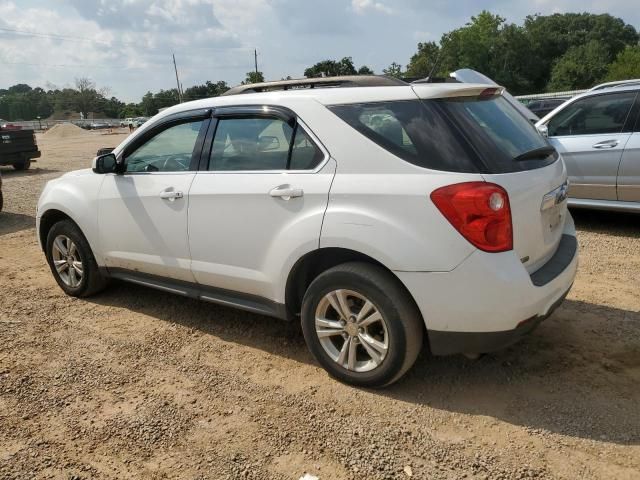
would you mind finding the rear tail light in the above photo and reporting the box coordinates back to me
[430,182,513,252]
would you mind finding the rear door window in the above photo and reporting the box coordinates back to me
[547,92,637,137]
[330,95,556,174]
[209,116,324,171]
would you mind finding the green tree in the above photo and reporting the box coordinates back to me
[406,41,440,78]
[523,13,638,91]
[74,77,104,118]
[357,65,374,75]
[548,40,611,90]
[605,46,640,81]
[139,91,158,116]
[383,62,405,78]
[404,11,638,94]
[183,80,229,101]
[101,96,125,118]
[243,71,265,84]
[120,103,142,118]
[304,57,359,77]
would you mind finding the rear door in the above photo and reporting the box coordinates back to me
[188,106,335,300]
[543,91,638,201]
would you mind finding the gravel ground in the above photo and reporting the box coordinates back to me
[0,131,639,479]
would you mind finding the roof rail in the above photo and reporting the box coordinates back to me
[221,75,408,96]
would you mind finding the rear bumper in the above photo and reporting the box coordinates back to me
[426,283,571,355]
[396,216,578,355]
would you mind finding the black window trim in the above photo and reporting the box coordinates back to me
[119,108,212,174]
[200,104,329,173]
[544,90,639,138]
[628,92,640,133]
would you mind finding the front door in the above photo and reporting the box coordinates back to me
[98,117,208,282]
[545,91,637,201]
[188,109,335,301]
[618,131,640,202]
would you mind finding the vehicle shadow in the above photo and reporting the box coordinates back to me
[87,283,640,445]
[0,212,35,236]
[0,167,59,178]
[572,208,640,238]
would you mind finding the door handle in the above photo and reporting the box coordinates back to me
[159,189,184,201]
[592,140,618,149]
[269,184,303,200]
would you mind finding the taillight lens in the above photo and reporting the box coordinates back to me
[430,182,513,252]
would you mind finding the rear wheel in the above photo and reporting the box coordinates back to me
[301,262,424,387]
[13,159,31,171]
[45,220,107,297]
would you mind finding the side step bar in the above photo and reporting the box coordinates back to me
[106,268,288,320]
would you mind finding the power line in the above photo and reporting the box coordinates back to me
[0,27,254,52]
[0,27,110,44]
[0,59,253,70]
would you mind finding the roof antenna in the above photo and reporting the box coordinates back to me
[426,35,448,82]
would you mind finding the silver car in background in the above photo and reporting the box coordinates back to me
[536,85,640,212]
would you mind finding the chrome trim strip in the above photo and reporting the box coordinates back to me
[568,198,640,212]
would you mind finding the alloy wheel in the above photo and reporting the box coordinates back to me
[51,235,84,288]
[314,289,389,372]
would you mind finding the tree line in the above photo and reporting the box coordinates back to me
[1,11,639,121]
[393,11,640,94]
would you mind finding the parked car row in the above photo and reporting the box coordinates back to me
[119,117,149,128]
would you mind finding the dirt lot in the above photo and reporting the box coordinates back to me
[1,130,639,480]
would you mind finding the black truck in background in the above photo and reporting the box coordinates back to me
[0,121,41,171]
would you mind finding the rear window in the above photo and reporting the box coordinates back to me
[329,96,557,174]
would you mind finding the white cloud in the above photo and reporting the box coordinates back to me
[1,0,639,101]
[352,0,393,15]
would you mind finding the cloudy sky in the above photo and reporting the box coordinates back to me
[0,0,638,102]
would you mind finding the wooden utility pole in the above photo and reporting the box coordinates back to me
[173,53,183,103]
[254,49,258,74]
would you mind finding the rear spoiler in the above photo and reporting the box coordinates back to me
[449,69,539,123]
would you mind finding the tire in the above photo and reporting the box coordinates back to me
[0,189,3,212]
[13,159,31,171]
[301,262,424,388]
[45,219,108,297]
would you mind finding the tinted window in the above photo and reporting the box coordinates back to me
[290,128,324,170]
[330,96,555,174]
[209,116,323,171]
[211,117,291,171]
[126,120,203,172]
[547,92,636,137]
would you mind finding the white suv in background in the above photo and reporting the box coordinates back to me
[37,76,578,387]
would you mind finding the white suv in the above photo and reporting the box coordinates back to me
[37,76,578,387]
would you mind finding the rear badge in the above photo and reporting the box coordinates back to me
[541,180,569,211]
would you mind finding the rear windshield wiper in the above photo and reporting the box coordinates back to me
[513,146,556,162]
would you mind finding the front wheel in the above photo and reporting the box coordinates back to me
[45,220,107,297]
[301,262,424,388]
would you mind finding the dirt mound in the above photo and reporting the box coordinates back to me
[43,123,89,139]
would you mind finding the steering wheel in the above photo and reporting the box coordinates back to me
[160,154,190,171]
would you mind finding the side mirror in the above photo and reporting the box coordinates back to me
[536,124,549,138]
[258,135,280,151]
[92,153,123,174]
